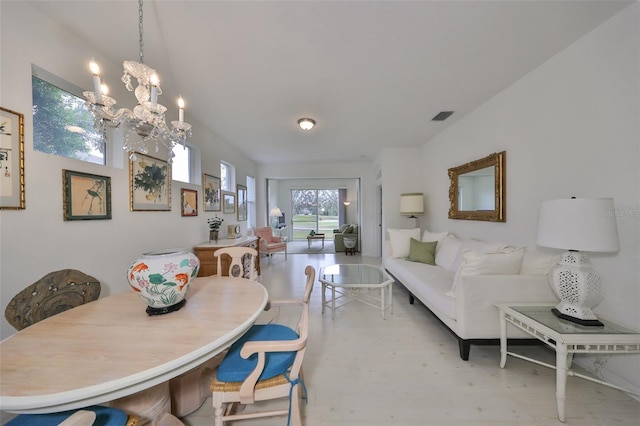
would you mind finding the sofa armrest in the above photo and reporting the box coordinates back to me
[455,274,557,339]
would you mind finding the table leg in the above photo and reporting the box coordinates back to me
[308,239,311,249]
[381,286,385,319]
[556,344,569,422]
[389,283,393,315]
[322,238,325,248]
[499,310,507,368]
[321,283,326,315]
[331,284,336,320]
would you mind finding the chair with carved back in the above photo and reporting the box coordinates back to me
[210,265,315,426]
[214,246,259,281]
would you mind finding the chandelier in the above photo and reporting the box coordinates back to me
[83,0,191,163]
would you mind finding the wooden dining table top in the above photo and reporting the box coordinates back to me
[0,276,268,414]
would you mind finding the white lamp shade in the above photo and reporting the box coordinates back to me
[400,193,424,216]
[537,198,619,252]
[269,207,283,217]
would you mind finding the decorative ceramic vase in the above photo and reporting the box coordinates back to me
[209,230,219,242]
[127,248,200,316]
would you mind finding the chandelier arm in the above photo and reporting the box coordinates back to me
[139,0,144,64]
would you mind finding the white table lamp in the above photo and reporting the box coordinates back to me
[537,197,619,326]
[269,207,282,229]
[400,193,424,228]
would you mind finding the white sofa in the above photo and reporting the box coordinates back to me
[383,228,557,360]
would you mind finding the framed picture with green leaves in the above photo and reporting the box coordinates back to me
[130,153,171,211]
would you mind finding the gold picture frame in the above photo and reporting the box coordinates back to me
[130,152,171,211]
[223,191,235,214]
[203,173,221,212]
[63,170,112,220]
[0,106,25,209]
[237,184,247,221]
[181,188,198,216]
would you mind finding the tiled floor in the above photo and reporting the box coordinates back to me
[183,252,640,425]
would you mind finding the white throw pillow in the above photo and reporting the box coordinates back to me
[387,228,421,258]
[449,239,510,272]
[450,247,526,294]
[435,235,462,271]
[421,230,449,253]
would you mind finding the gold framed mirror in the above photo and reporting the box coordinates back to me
[448,151,505,222]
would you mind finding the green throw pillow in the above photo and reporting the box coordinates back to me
[407,238,437,265]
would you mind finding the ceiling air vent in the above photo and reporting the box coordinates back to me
[431,111,454,121]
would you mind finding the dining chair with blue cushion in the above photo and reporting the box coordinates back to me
[214,246,259,281]
[210,265,315,426]
[4,406,137,426]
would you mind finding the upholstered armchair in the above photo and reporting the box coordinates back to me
[254,227,287,263]
[333,224,359,252]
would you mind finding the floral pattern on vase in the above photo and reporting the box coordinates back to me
[127,249,200,314]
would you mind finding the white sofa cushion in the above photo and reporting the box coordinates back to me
[450,247,526,294]
[521,252,559,275]
[421,230,449,253]
[387,228,421,258]
[435,235,462,271]
[450,239,511,272]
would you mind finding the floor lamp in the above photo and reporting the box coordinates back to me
[536,197,620,326]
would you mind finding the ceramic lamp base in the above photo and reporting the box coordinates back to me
[551,308,604,327]
[146,299,187,316]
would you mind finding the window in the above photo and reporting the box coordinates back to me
[171,143,192,183]
[247,176,256,229]
[220,161,235,192]
[290,189,338,239]
[32,65,105,165]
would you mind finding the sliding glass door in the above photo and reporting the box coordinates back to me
[290,189,339,240]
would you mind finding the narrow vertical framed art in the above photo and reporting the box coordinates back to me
[237,184,247,221]
[0,107,25,209]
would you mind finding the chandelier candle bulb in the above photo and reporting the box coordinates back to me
[150,74,159,106]
[89,59,102,97]
[100,84,109,95]
[178,97,185,122]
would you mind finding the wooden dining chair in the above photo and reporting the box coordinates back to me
[214,246,259,281]
[4,406,139,426]
[210,265,315,426]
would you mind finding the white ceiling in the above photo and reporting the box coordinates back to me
[31,0,631,165]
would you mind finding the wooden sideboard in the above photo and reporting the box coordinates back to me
[193,236,260,277]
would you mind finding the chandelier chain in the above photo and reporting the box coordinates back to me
[138,0,144,64]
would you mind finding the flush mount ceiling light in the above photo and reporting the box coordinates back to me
[297,118,316,131]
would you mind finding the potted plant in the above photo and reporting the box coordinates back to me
[207,215,224,242]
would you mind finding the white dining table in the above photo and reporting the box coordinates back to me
[0,276,268,416]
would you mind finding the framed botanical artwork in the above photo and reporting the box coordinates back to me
[236,184,247,221]
[0,106,25,209]
[62,170,111,220]
[130,153,171,211]
[223,191,235,214]
[203,173,221,212]
[181,188,198,216]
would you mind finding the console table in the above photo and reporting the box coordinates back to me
[193,236,260,277]
[497,303,640,422]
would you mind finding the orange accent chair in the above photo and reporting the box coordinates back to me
[254,227,287,263]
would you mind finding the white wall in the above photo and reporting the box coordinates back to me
[419,4,640,393]
[0,2,257,339]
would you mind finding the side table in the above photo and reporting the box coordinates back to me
[497,303,640,422]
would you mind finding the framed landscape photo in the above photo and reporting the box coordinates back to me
[236,184,247,221]
[203,173,221,212]
[0,106,25,209]
[62,170,111,220]
[130,153,171,211]
[181,188,198,216]
[223,191,235,214]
